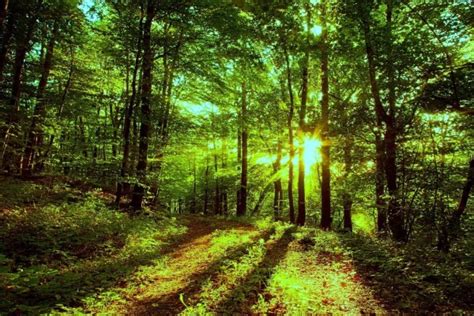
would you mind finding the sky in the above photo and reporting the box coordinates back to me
[79,0,99,22]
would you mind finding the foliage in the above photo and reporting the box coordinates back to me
[0,0,472,313]
[0,180,185,314]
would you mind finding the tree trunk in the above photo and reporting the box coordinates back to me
[252,180,273,216]
[284,45,296,224]
[214,149,221,215]
[131,0,155,211]
[385,120,405,240]
[320,0,332,230]
[296,65,308,226]
[385,0,406,241]
[438,158,474,252]
[236,127,241,209]
[453,158,474,226]
[22,24,58,177]
[360,3,406,240]
[343,136,353,231]
[362,13,389,233]
[204,159,209,214]
[116,6,144,207]
[237,81,247,216]
[375,124,387,232]
[273,140,283,219]
[221,142,228,215]
[297,7,310,226]
[0,4,14,84]
[191,157,197,213]
[1,7,38,172]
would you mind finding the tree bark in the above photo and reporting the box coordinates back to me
[360,2,406,241]
[214,147,221,215]
[40,48,74,172]
[375,125,387,232]
[438,158,474,252]
[221,142,228,215]
[191,157,197,213]
[131,0,156,211]
[297,5,310,226]
[0,3,14,84]
[116,5,144,207]
[204,159,210,214]
[453,158,474,226]
[320,0,332,230]
[237,81,247,216]
[22,24,58,177]
[385,0,406,241]
[284,45,296,224]
[343,136,353,231]
[273,140,283,219]
[252,180,273,216]
[1,3,40,172]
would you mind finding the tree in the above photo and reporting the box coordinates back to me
[296,1,311,227]
[320,0,331,230]
[115,3,144,207]
[131,0,156,211]
[236,81,248,216]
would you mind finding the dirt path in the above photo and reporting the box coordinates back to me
[113,217,385,315]
[119,215,259,315]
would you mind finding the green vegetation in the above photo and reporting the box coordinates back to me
[0,178,473,314]
[0,177,186,314]
[0,0,473,314]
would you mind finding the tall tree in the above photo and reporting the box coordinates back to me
[284,45,296,223]
[22,22,59,176]
[131,0,156,211]
[115,3,144,207]
[296,1,311,226]
[0,0,13,82]
[320,0,332,230]
[1,0,43,172]
[236,81,248,216]
[273,139,283,219]
[358,0,406,241]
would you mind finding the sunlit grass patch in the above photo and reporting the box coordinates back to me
[181,240,267,315]
[352,212,375,233]
[252,234,384,315]
[0,191,187,315]
[209,229,257,253]
[181,225,291,314]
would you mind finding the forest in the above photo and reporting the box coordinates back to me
[0,0,473,314]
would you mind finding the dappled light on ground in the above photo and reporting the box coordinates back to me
[1,177,472,314]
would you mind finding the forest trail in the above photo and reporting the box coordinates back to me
[1,173,470,316]
[1,176,469,315]
[111,215,385,315]
[118,215,261,315]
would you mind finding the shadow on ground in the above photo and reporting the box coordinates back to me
[125,223,273,315]
[340,233,474,313]
[0,215,219,315]
[213,228,294,314]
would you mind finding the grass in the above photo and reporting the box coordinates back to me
[0,176,472,314]
[252,230,383,314]
[0,177,186,315]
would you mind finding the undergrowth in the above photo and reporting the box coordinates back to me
[0,179,185,315]
[0,177,472,314]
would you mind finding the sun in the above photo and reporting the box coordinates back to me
[256,137,322,174]
[302,137,322,167]
[291,136,323,174]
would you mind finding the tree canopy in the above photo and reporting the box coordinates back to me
[0,0,472,313]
